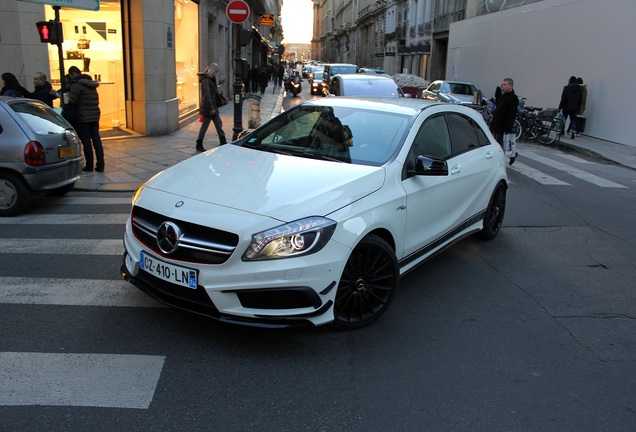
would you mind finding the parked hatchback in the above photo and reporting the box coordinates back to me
[122,97,508,329]
[0,96,83,216]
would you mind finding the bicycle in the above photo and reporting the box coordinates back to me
[535,108,564,145]
[516,105,542,141]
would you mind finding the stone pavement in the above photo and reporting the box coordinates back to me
[75,86,286,192]
[75,93,636,193]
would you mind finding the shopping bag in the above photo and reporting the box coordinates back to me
[503,133,516,158]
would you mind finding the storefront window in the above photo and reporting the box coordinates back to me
[45,1,125,130]
[175,0,199,117]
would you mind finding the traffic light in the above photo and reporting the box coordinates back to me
[36,21,63,44]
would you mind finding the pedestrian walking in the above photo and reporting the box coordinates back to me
[558,76,583,140]
[1,72,25,97]
[243,63,251,95]
[196,63,227,152]
[576,77,587,134]
[490,77,519,165]
[259,66,269,94]
[249,65,259,93]
[67,66,104,172]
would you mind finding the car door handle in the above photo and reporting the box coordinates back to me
[451,164,461,175]
[486,150,494,159]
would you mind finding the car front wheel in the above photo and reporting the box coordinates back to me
[476,181,507,240]
[0,172,31,217]
[332,234,399,329]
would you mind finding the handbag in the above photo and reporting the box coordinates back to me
[216,92,228,107]
[77,35,91,49]
[66,49,84,59]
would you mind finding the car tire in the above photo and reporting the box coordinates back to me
[332,234,399,329]
[475,181,507,240]
[0,172,31,217]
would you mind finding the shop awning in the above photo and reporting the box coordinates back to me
[251,27,273,51]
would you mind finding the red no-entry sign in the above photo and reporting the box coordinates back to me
[226,0,250,24]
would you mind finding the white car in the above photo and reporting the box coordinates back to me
[122,97,508,329]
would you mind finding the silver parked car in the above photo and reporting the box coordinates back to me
[0,96,83,216]
[422,80,482,105]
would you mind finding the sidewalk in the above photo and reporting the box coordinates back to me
[75,93,636,192]
[75,86,285,192]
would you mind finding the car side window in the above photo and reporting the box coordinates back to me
[445,113,481,154]
[410,114,452,162]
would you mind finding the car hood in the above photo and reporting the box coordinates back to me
[144,144,385,221]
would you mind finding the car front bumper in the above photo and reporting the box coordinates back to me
[122,222,352,328]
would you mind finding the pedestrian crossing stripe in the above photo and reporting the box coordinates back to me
[0,238,123,254]
[0,352,164,409]
[508,161,570,186]
[0,214,129,225]
[519,152,627,188]
[0,277,163,307]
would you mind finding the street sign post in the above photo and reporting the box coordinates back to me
[227,0,250,140]
[226,0,250,24]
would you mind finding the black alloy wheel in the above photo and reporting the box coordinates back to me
[332,234,399,329]
[476,181,507,240]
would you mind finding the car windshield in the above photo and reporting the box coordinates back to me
[442,82,477,96]
[9,99,70,134]
[342,79,401,97]
[330,65,358,75]
[240,104,410,166]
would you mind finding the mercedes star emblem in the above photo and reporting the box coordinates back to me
[156,221,182,254]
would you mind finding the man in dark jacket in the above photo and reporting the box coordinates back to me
[67,65,104,172]
[21,72,56,107]
[490,77,519,164]
[558,76,583,139]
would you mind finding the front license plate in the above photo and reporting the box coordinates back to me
[59,146,77,158]
[139,251,198,289]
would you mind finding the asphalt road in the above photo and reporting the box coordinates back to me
[1,85,635,431]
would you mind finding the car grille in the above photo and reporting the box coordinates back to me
[131,206,239,265]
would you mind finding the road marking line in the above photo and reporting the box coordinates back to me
[0,352,164,409]
[508,162,571,185]
[522,152,627,188]
[554,153,594,164]
[0,239,122,255]
[0,277,162,307]
[0,214,129,225]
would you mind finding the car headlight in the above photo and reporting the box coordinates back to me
[243,217,336,261]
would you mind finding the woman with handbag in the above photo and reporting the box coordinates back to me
[196,63,227,151]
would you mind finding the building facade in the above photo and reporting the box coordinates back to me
[2,0,282,136]
[310,0,634,147]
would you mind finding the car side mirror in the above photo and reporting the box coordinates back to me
[413,155,448,176]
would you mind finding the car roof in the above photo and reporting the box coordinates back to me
[299,96,445,116]
[431,80,476,86]
[333,74,394,81]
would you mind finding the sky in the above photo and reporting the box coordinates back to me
[281,0,313,44]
